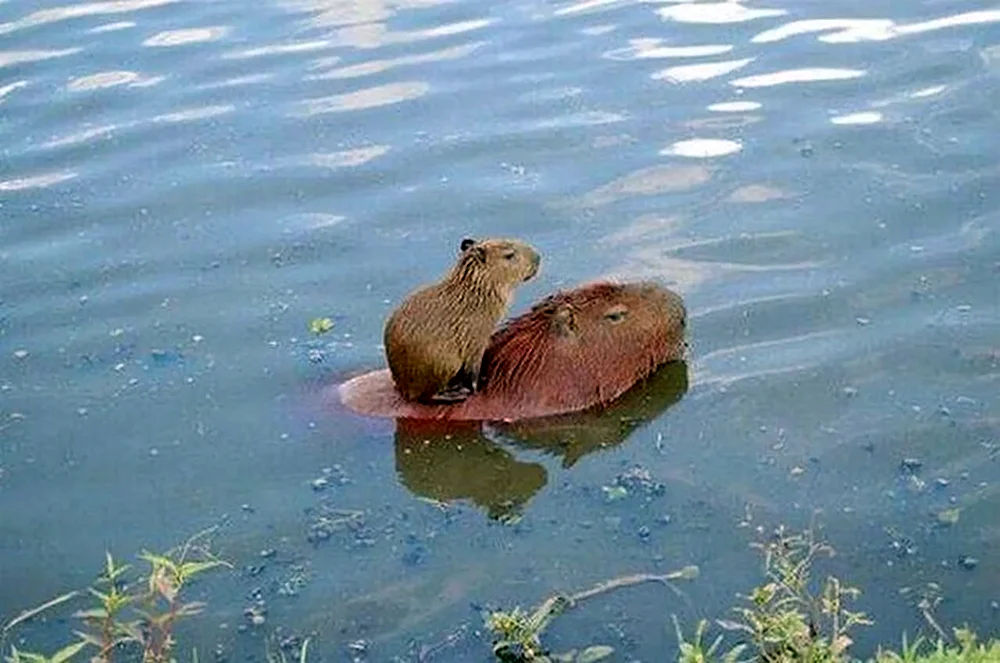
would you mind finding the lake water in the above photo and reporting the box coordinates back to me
[2,0,999,660]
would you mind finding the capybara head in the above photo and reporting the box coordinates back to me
[479,280,686,415]
[451,237,541,287]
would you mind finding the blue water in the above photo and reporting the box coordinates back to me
[2,0,998,660]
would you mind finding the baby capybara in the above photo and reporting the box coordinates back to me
[383,237,541,404]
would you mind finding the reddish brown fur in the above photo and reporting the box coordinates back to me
[337,280,686,422]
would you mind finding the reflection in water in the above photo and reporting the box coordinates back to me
[657,2,786,25]
[302,145,390,168]
[0,81,27,102]
[88,21,136,33]
[292,80,429,115]
[707,100,761,112]
[0,171,78,191]
[652,58,754,83]
[41,125,117,149]
[221,39,336,60]
[152,105,234,123]
[308,42,483,80]
[730,67,866,88]
[393,362,689,522]
[394,421,549,522]
[66,70,143,91]
[751,9,1000,44]
[727,183,791,203]
[568,164,713,208]
[604,39,734,61]
[600,230,821,292]
[661,138,743,158]
[0,0,177,36]
[830,111,882,125]
[0,49,82,69]
[752,18,897,44]
[553,0,627,18]
[142,27,229,47]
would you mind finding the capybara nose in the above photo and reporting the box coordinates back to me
[526,251,541,280]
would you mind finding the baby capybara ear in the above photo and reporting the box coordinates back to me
[460,237,477,252]
[551,305,577,337]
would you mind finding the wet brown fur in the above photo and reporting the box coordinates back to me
[341,280,686,421]
[477,281,686,414]
[383,237,541,403]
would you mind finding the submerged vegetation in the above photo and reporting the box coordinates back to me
[3,526,998,663]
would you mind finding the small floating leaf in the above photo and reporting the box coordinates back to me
[937,507,960,526]
[309,317,335,335]
[601,485,628,502]
[577,645,614,662]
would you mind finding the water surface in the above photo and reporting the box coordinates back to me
[2,0,999,660]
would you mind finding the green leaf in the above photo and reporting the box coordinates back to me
[177,560,228,580]
[71,608,107,620]
[936,508,960,526]
[309,318,334,335]
[50,641,88,663]
[601,485,628,502]
[576,645,614,662]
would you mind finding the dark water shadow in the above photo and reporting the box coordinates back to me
[393,361,689,521]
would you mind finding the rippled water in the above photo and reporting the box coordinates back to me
[2,0,998,659]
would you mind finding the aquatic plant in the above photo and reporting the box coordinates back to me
[484,566,700,662]
[672,526,999,663]
[2,529,230,663]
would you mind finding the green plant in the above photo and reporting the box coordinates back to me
[2,529,230,663]
[485,567,699,662]
[702,526,872,662]
[875,628,1000,663]
[673,616,747,663]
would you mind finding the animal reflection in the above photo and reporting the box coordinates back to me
[393,360,689,521]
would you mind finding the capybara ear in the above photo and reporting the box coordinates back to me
[460,237,477,252]
[551,305,577,337]
[463,243,486,263]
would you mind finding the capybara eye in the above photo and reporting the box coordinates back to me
[604,307,628,323]
[502,251,517,260]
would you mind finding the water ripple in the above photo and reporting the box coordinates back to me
[308,42,483,80]
[730,67,866,88]
[152,105,235,123]
[661,138,743,158]
[292,80,429,116]
[604,39,734,61]
[67,70,147,91]
[657,2,786,25]
[652,58,754,83]
[707,100,762,112]
[0,80,27,102]
[0,0,177,36]
[0,48,82,69]
[0,171,77,191]
[221,39,337,60]
[753,9,1000,44]
[142,26,229,47]
[830,111,883,125]
[88,21,135,33]
[299,146,391,168]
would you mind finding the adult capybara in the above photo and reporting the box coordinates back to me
[383,237,541,404]
[340,280,686,421]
